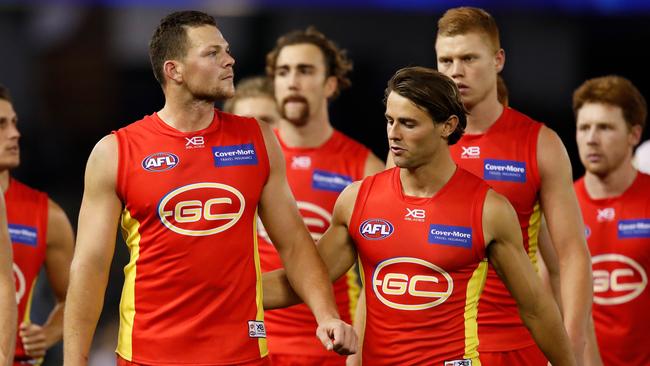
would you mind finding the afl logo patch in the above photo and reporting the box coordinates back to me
[360,218,394,240]
[142,152,179,172]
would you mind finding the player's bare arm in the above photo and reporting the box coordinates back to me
[0,195,16,366]
[263,181,360,310]
[20,200,74,358]
[537,125,593,362]
[257,121,357,355]
[536,217,563,309]
[64,135,122,366]
[363,153,385,177]
[485,189,577,366]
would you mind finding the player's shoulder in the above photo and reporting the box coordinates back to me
[6,178,48,201]
[330,129,371,154]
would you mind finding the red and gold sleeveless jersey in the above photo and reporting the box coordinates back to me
[574,173,650,366]
[114,110,270,365]
[449,107,543,351]
[350,167,489,365]
[258,130,368,358]
[6,178,48,363]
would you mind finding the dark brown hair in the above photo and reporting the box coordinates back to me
[573,75,647,130]
[266,26,352,99]
[149,10,217,86]
[0,84,12,103]
[385,66,468,145]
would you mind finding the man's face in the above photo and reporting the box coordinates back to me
[232,96,281,126]
[435,32,503,110]
[576,102,641,177]
[178,25,235,101]
[385,91,444,170]
[0,99,20,170]
[273,43,336,127]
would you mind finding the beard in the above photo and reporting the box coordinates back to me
[281,95,310,127]
[190,80,235,103]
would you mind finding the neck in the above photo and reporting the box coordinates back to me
[584,160,638,199]
[0,170,10,193]
[278,106,334,148]
[158,90,216,132]
[399,148,457,198]
[465,93,503,134]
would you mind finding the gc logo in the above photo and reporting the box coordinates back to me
[13,263,25,304]
[372,257,453,311]
[158,182,245,236]
[258,201,331,242]
[593,254,647,305]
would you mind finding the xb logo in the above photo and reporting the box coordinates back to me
[185,136,205,149]
[405,208,425,221]
[461,146,480,159]
[597,208,615,222]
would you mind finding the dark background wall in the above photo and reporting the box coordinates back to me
[1,1,649,364]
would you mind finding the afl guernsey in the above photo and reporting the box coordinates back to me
[350,167,489,365]
[114,110,270,365]
[258,130,368,357]
[575,173,650,366]
[6,178,48,363]
[449,107,543,351]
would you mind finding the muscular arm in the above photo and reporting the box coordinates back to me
[20,200,74,358]
[257,122,356,353]
[263,182,360,309]
[64,135,122,365]
[537,126,594,364]
[0,195,16,366]
[536,217,563,310]
[485,190,576,366]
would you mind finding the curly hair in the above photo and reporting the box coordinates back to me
[266,26,353,99]
[573,75,647,130]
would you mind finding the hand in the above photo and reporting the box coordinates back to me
[19,322,47,358]
[316,318,358,355]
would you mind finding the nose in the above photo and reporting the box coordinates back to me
[450,59,464,79]
[585,126,598,145]
[387,122,400,141]
[287,70,300,91]
[8,122,20,140]
[224,52,235,68]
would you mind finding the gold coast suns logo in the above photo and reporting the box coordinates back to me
[13,263,26,303]
[158,182,245,236]
[258,201,331,242]
[372,257,453,311]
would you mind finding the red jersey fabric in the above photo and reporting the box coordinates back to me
[575,172,650,365]
[6,178,48,363]
[350,167,489,365]
[449,107,543,351]
[258,130,368,360]
[114,110,270,365]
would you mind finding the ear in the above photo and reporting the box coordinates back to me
[163,60,184,84]
[324,76,338,99]
[441,115,459,140]
[629,124,643,146]
[494,48,505,74]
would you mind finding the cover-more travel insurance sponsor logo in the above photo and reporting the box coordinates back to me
[312,170,353,192]
[372,257,453,311]
[212,143,258,167]
[158,182,245,236]
[483,159,526,183]
[593,254,647,305]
